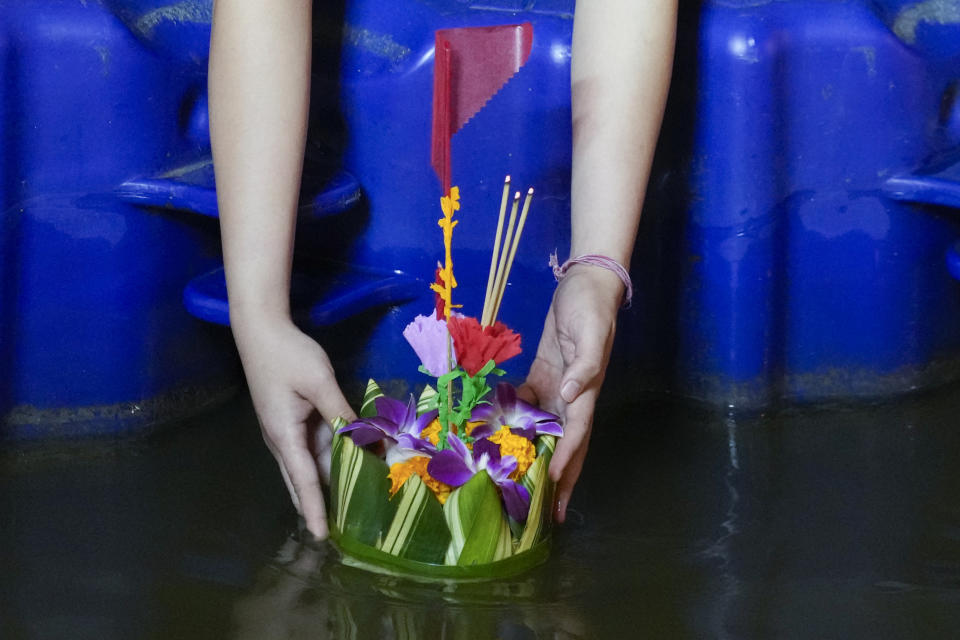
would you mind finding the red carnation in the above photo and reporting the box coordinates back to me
[447,315,521,377]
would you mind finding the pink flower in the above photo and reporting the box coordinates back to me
[403,314,455,377]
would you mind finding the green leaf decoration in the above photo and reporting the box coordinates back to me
[535,433,557,458]
[329,433,347,521]
[433,365,506,448]
[330,435,397,547]
[518,435,556,552]
[359,379,384,418]
[436,369,461,387]
[454,371,485,426]
[493,512,513,561]
[474,359,498,378]
[417,385,438,416]
[377,474,451,563]
[450,362,505,429]
[435,371,457,448]
[444,471,511,566]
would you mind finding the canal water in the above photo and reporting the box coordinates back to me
[2,386,959,638]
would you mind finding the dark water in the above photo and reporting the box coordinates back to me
[2,386,960,639]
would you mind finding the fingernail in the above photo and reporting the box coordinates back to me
[561,380,581,403]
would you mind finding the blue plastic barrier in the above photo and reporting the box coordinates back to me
[6,0,960,440]
[0,1,573,439]
[0,0,238,439]
[630,0,960,406]
[332,0,960,407]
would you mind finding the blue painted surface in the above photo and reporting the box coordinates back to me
[115,160,362,220]
[637,0,960,405]
[0,0,574,439]
[327,0,960,406]
[0,1,230,439]
[884,151,960,209]
[7,0,960,440]
[183,265,421,329]
[947,241,960,283]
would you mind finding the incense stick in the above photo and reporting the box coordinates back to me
[483,191,520,327]
[482,176,511,322]
[490,187,533,323]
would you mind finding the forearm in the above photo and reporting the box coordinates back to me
[569,0,677,269]
[208,0,313,332]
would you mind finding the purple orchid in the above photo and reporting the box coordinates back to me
[427,436,532,523]
[470,383,563,441]
[403,314,456,377]
[337,395,438,466]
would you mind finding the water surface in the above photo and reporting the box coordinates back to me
[2,388,959,638]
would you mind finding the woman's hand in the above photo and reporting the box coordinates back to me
[232,312,356,539]
[519,264,623,523]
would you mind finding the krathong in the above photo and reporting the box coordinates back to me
[328,178,563,579]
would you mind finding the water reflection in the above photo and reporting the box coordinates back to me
[679,395,960,637]
[232,534,590,639]
[693,415,743,640]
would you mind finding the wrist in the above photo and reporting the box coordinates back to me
[551,253,633,308]
[229,301,294,343]
[222,254,293,331]
[568,245,631,271]
[563,263,625,306]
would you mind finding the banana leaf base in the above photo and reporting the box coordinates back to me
[329,432,556,581]
[329,524,552,581]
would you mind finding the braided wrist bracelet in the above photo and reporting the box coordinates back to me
[549,252,633,308]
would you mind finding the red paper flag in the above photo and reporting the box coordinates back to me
[431,23,533,193]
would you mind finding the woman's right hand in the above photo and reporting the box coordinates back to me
[519,264,622,524]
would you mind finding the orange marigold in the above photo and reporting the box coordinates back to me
[421,418,479,449]
[488,425,536,480]
[420,418,442,446]
[388,455,452,504]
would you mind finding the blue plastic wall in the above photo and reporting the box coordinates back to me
[0,0,574,439]
[5,0,960,440]
[627,0,960,406]
[0,1,237,440]
[329,0,960,407]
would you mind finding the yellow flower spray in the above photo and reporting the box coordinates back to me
[428,187,462,444]
[429,186,461,320]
